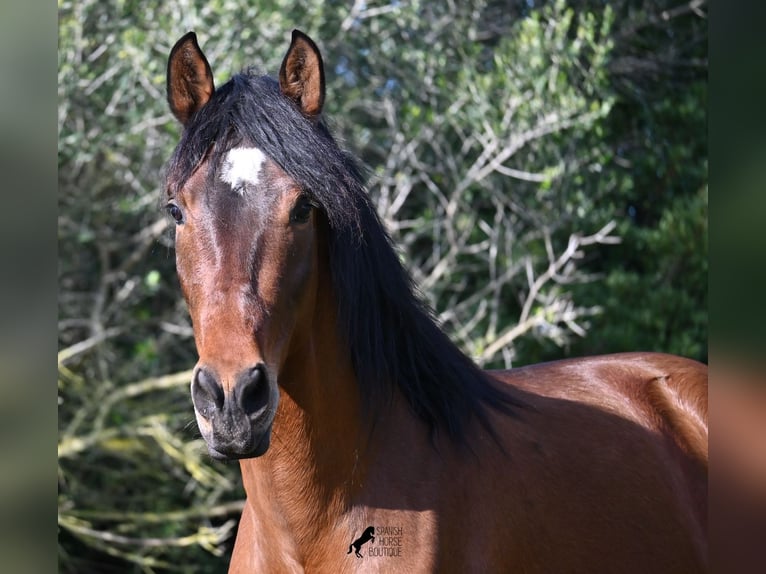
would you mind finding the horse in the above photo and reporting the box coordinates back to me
[164,30,708,573]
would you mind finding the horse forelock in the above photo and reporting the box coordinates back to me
[166,72,361,227]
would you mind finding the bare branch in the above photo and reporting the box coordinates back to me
[477,221,619,363]
[58,327,123,366]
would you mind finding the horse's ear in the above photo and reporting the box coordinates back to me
[167,32,215,127]
[279,30,325,120]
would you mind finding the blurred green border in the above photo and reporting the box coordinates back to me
[710,1,766,572]
[0,1,58,572]
[709,1,766,362]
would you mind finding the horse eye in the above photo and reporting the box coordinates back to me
[289,195,314,224]
[166,203,184,224]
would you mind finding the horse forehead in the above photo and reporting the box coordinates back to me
[219,146,267,195]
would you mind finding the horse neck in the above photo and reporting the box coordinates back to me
[236,222,442,546]
[238,233,369,536]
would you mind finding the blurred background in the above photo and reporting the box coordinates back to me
[57,0,707,571]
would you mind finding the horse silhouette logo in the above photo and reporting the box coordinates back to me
[347,526,375,558]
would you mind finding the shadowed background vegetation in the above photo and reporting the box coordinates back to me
[58,0,707,571]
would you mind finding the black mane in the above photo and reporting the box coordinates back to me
[166,70,527,442]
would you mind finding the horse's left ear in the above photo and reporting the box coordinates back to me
[279,30,325,120]
[167,32,215,127]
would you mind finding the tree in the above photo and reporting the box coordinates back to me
[565,0,708,362]
[317,0,621,366]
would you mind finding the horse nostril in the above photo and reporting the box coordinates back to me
[237,364,269,416]
[192,367,225,418]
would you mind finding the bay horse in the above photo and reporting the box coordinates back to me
[164,30,707,573]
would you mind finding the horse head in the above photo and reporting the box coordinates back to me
[165,31,328,459]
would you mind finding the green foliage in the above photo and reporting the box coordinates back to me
[572,186,707,359]
[58,0,707,570]
[558,7,708,363]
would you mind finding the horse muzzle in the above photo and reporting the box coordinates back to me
[191,363,278,459]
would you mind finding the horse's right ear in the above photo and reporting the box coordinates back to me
[167,32,215,127]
